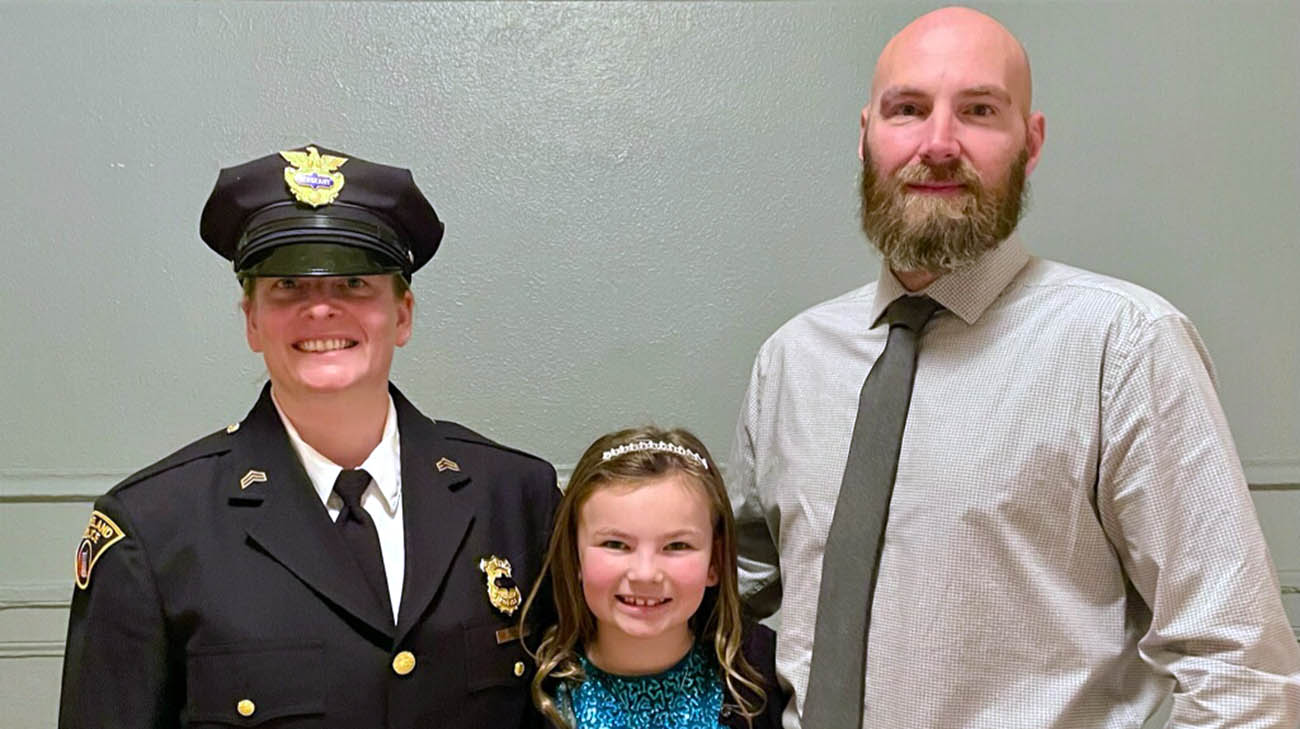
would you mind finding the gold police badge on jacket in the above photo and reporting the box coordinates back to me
[478,555,521,616]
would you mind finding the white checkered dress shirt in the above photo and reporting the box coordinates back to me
[729,236,1300,728]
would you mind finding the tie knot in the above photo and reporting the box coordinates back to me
[885,295,942,332]
[333,469,372,511]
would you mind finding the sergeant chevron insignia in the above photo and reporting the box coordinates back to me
[75,510,126,590]
[239,470,268,490]
[479,555,521,616]
[435,457,460,473]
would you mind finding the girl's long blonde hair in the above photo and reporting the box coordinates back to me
[519,426,766,728]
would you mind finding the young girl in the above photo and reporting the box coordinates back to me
[520,426,785,729]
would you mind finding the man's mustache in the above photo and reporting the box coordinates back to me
[893,160,981,186]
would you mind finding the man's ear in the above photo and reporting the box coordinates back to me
[858,105,870,161]
[1024,111,1046,176]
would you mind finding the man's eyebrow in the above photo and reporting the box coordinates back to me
[879,86,928,105]
[958,85,1012,103]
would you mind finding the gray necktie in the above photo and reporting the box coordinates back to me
[802,295,942,729]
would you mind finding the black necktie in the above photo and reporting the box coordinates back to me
[802,295,942,729]
[333,469,392,619]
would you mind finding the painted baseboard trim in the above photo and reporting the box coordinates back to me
[0,640,64,659]
[2,581,1296,655]
[0,582,72,609]
[0,469,125,502]
[0,466,585,502]
[1243,458,1300,487]
[3,459,1297,502]
[1280,570,1300,593]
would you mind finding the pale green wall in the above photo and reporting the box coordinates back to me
[2,1,1297,725]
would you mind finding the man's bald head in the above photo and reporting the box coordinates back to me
[872,6,1033,118]
[857,7,1045,285]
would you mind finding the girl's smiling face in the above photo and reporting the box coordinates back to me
[577,474,718,665]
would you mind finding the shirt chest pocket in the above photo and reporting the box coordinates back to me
[186,641,325,725]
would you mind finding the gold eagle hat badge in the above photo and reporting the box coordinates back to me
[280,145,348,207]
[479,555,522,616]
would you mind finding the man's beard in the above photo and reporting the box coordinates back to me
[859,148,1029,274]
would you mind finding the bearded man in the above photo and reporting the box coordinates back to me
[728,7,1299,728]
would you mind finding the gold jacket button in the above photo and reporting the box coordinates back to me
[236,699,255,717]
[513,661,526,677]
[392,650,416,676]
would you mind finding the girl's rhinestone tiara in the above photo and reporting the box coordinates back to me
[600,440,708,470]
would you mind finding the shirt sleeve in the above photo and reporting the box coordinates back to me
[1097,311,1300,728]
[60,493,181,729]
[729,354,783,620]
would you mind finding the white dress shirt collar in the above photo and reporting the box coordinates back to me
[270,391,402,515]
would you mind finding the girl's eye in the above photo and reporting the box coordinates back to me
[664,541,695,552]
[599,540,629,551]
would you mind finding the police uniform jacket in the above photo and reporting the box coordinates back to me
[60,383,561,728]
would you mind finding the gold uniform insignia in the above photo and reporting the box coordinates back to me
[280,146,348,207]
[479,555,522,616]
[435,457,460,473]
[239,469,268,490]
[75,510,126,590]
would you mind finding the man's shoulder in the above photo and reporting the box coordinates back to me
[1017,257,1190,324]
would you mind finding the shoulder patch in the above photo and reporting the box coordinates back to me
[75,510,126,590]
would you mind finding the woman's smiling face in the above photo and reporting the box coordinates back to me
[242,275,412,399]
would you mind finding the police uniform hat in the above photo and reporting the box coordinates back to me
[200,144,444,279]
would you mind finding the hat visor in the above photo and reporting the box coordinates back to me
[239,243,401,278]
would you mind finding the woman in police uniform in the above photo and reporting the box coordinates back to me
[59,145,561,728]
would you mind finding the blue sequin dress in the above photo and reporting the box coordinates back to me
[557,643,724,729]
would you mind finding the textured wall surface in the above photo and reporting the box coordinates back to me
[2,1,1297,725]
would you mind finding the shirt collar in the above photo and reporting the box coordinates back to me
[271,391,403,515]
[870,234,1030,327]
